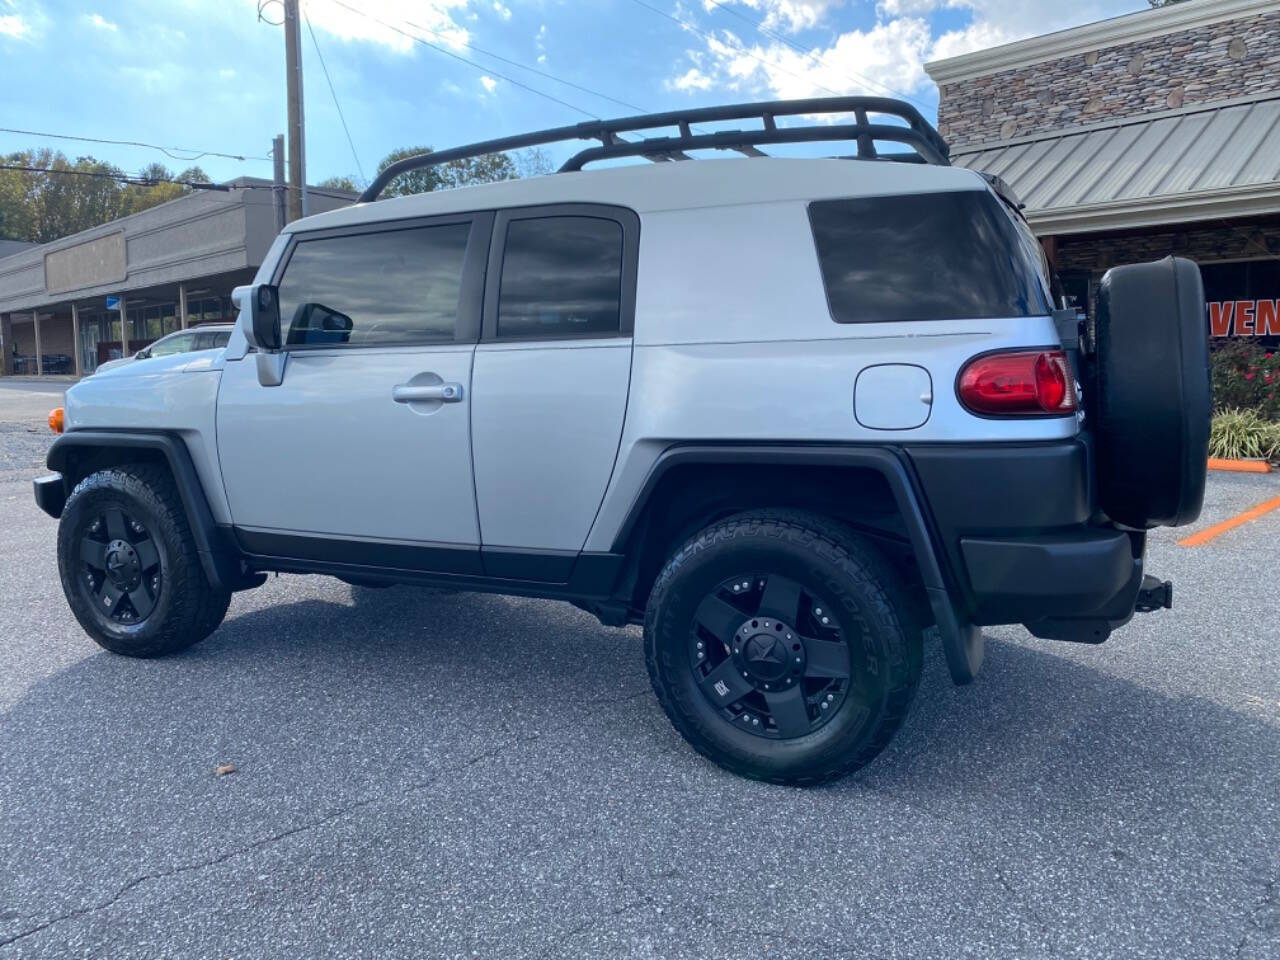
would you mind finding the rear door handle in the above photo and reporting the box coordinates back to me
[392,382,464,403]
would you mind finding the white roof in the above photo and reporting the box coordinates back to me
[288,157,989,234]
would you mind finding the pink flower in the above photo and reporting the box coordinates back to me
[1245,373,1256,380]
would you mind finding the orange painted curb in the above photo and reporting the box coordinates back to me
[1179,496,1280,547]
[1207,458,1272,474]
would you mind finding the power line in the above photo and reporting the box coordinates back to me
[323,0,603,120]
[303,7,367,187]
[705,0,930,109]
[0,164,232,190]
[388,9,648,115]
[0,127,272,163]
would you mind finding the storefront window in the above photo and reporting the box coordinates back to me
[161,303,178,335]
[144,306,163,341]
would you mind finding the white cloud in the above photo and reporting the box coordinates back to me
[295,0,473,55]
[535,22,547,63]
[0,0,45,42]
[0,13,27,38]
[84,12,117,31]
[672,0,1147,100]
[709,0,845,34]
[479,74,497,93]
[674,17,932,100]
[876,0,942,15]
[492,1,511,21]
[670,66,715,91]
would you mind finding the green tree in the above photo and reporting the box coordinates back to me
[0,151,216,243]
[375,146,519,197]
[318,175,360,192]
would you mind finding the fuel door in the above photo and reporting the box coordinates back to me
[854,364,933,430]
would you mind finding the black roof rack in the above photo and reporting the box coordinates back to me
[358,96,950,203]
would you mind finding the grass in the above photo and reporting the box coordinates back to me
[1209,408,1280,461]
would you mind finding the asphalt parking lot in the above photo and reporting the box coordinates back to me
[0,381,1277,959]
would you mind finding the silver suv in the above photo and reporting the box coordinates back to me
[34,99,1210,784]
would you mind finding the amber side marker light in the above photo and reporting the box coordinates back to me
[48,407,64,434]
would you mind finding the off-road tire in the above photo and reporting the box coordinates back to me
[57,464,232,657]
[644,510,923,785]
[1092,256,1210,528]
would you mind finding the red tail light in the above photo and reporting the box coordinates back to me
[958,349,1076,416]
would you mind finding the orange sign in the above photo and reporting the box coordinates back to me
[1209,300,1280,337]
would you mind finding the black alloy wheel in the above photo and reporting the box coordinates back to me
[689,573,855,739]
[645,511,923,785]
[57,464,232,657]
[76,507,162,625]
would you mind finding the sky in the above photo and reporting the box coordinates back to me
[0,0,1152,189]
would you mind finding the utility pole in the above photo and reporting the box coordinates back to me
[271,134,287,232]
[283,0,308,221]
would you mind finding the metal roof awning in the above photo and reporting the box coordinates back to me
[951,92,1280,235]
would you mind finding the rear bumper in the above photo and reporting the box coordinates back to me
[908,439,1145,641]
[33,474,66,519]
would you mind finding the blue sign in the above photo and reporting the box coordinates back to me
[105,295,121,311]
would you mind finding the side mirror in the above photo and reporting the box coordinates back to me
[136,348,149,359]
[232,283,282,352]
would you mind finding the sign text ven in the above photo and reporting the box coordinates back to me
[1209,299,1280,337]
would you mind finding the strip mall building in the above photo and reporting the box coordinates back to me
[926,0,1280,340]
[0,181,351,377]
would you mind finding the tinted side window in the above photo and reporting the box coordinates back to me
[809,192,1051,323]
[278,223,471,346]
[498,217,623,339]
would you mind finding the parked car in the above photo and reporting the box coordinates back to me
[33,98,1210,784]
[92,323,234,374]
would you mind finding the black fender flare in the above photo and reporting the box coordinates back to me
[611,443,983,684]
[46,430,239,592]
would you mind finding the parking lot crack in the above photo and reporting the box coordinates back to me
[994,866,1057,957]
[1235,877,1277,959]
[0,697,645,952]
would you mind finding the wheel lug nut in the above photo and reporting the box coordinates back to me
[821,702,828,710]
[821,617,830,624]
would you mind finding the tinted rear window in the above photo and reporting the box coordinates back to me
[809,191,1050,323]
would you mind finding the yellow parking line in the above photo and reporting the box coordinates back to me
[1178,496,1280,547]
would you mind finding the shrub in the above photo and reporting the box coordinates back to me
[1211,341,1280,420]
[1209,408,1280,461]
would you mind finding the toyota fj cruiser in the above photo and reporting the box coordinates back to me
[34,98,1210,784]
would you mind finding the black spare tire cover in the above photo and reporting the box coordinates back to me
[1092,256,1210,529]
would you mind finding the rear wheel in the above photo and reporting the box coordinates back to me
[57,465,231,657]
[644,511,923,785]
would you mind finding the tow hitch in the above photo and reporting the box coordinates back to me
[1135,575,1173,613]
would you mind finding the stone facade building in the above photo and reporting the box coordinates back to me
[926,0,1280,339]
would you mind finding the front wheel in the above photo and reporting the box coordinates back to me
[644,511,922,785]
[57,465,231,657]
